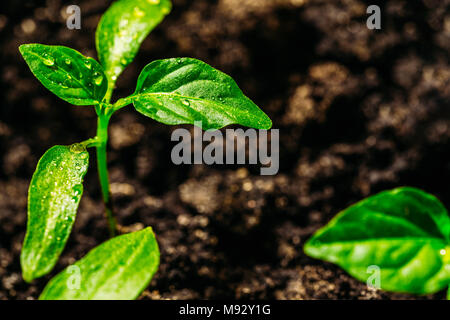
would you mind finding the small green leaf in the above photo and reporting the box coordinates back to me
[39,227,160,300]
[21,144,89,282]
[304,187,450,295]
[96,0,172,84]
[131,58,272,130]
[19,44,107,105]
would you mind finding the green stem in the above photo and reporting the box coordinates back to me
[96,111,116,237]
[112,95,134,112]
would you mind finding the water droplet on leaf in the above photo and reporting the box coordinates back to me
[42,54,55,66]
[79,152,88,160]
[133,7,145,17]
[69,144,85,154]
[84,59,92,69]
[94,73,103,86]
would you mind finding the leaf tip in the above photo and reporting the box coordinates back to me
[262,117,272,130]
[21,263,35,283]
[18,44,29,56]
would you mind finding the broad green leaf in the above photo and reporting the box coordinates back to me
[131,58,272,130]
[19,44,108,105]
[304,187,450,295]
[21,144,89,282]
[39,227,160,300]
[96,0,172,84]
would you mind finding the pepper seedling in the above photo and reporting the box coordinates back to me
[305,187,450,299]
[19,0,271,300]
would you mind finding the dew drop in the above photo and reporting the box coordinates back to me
[73,185,83,197]
[94,73,103,86]
[79,152,88,160]
[84,59,92,69]
[64,58,71,66]
[133,7,145,17]
[70,143,85,154]
[182,99,190,106]
[42,54,55,66]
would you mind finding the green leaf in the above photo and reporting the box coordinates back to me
[19,44,108,105]
[304,187,450,295]
[21,144,89,282]
[39,227,160,300]
[130,58,272,130]
[96,0,172,84]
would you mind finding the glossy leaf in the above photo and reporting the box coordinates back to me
[39,227,160,300]
[96,0,172,84]
[19,44,108,105]
[21,145,89,282]
[131,58,272,130]
[304,187,450,295]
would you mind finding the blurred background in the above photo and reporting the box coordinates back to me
[0,0,449,299]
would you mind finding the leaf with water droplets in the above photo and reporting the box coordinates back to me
[19,44,108,105]
[40,227,159,300]
[130,58,272,130]
[21,145,89,282]
[304,187,450,295]
[96,0,172,85]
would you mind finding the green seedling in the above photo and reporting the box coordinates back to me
[19,0,271,300]
[305,187,450,299]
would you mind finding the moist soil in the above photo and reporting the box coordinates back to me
[0,0,449,299]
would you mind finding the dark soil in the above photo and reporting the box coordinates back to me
[1,0,449,300]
